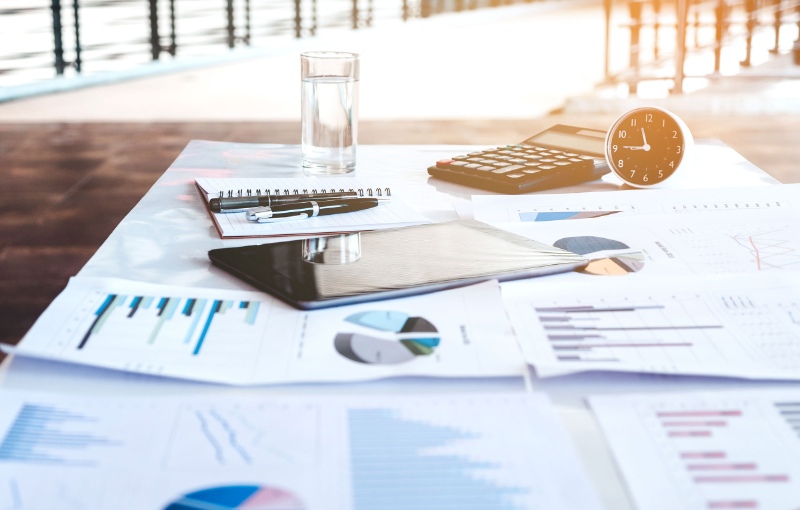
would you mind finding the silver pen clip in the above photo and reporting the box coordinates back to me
[246,207,310,223]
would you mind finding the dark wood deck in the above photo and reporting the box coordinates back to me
[1,116,798,359]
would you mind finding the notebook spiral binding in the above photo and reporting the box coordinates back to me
[220,187,392,198]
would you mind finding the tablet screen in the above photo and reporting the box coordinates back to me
[208,220,586,309]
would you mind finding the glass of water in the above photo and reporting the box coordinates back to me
[300,51,359,174]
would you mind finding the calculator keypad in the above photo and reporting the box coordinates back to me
[435,144,594,185]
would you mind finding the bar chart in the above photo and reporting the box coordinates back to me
[348,408,523,510]
[346,395,602,510]
[591,391,800,510]
[0,403,119,466]
[535,301,723,365]
[0,391,603,510]
[77,293,262,356]
[507,273,800,379]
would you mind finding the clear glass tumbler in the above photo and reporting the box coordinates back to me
[300,51,360,174]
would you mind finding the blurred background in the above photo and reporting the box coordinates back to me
[0,0,799,350]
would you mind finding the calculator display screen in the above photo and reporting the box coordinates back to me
[524,131,605,157]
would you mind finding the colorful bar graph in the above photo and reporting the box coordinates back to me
[76,293,262,355]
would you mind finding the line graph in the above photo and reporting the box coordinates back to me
[731,227,800,271]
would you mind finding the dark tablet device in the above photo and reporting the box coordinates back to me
[208,219,587,310]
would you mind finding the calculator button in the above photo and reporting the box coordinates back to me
[491,167,515,174]
[449,161,468,166]
[553,161,572,166]
[506,174,525,179]
[539,165,556,170]
[437,159,454,165]
[523,169,541,174]
[554,155,568,159]
[540,158,556,162]
[467,158,484,162]
[569,158,583,162]
[579,155,594,160]
[477,166,495,171]
[525,155,542,160]
[564,152,578,157]
[509,158,528,164]
[464,163,481,168]
[493,162,511,167]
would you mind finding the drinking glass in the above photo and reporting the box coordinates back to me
[300,51,360,174]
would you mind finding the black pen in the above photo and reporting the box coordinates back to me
[209,191,358,213]
[246,198,389,223]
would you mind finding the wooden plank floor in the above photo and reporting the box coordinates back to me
[1,116,798,361]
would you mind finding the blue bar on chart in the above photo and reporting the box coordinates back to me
[348,408,527,510]
[0,404,117,466]
[76,293,263,354]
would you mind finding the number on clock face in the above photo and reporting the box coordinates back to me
[608,109,685,186]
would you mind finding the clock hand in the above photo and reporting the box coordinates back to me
[640,127,651,151]
[622,145,646,150]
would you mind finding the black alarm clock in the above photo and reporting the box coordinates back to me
[604,106,694,188]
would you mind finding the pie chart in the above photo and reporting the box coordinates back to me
[554,236,645,276]
[334,311,439,364]
[163,485,304,510]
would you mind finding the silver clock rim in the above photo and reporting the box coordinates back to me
[604,106,695,189]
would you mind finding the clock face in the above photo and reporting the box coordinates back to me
[606,107,687,187]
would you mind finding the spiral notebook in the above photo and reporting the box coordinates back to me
[195,177,431,239]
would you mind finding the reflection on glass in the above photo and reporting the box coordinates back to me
[302,233,362,265]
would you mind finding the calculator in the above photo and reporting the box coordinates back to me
[427,124,610,194]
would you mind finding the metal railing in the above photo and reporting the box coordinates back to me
[603,0,800,93]
[0,0,527,89]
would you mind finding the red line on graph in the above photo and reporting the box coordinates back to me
[707,501,758,509]
[657,410,742,418]
[662,420,727,427]
[687,463,757,471]
[695,474,789,483]
[669,430,712,437]
[748,235,762,270]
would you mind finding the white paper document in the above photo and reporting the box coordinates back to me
[0,390,602,510]
[196,177,430,238]
[473,182,798,224]
[590,389,800,510]
[502,272,800,380]
[492,208,800,278]
[9,277,524,385]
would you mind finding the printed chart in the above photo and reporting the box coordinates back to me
[668,223,800,273]
[0,391,602,510]
[77,293,262,355]
[553,236,645,275]
[504,273,800,379]
[13,278,522,384]
[590,390,800,510]
[473,184,798,224]
[334,311,440,364]
[164,485,305,510]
